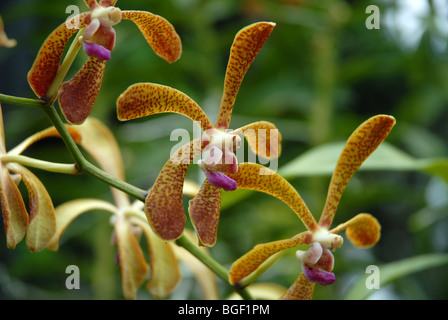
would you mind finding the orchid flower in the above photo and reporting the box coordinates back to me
[46,118,216,300]
[0,104,80,252]
[27,0,182,125]
[227,114,396,299]
[117,22,281,246]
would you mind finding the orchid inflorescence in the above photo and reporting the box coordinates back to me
[0,0,396,300]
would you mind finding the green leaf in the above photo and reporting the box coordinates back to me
[343,253,448,300]
[279,142,448,183]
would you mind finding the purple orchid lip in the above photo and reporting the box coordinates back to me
[205,170,237,191]
[82,41,111,60]
[303,264,336,286]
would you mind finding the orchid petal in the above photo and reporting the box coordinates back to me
[0,167,28,249]
[59,56,107,124]
[229,231,312,285]
[122,11,182,63]
[99,0,118,7]
[84,0,99,10]
[0,104,5,153]
[227,163,318,232]
[233,121,282,159]
[115,216,149,300]
[280,273,315,300]
[8,164,56,252]
[47,199,117,250]
[318,115,396,228]
[330,213,381,248]
[8,126,82,156]
[215,22,275,129]
[117,83,214,131]
[145,137,204,241]
[27,14,90,98]
[98,0,117,7]
[131,217,180,299]
[188,179,223,247]
[77,118,130,208]
[0,16,17,48]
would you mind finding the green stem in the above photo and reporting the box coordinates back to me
[0,93,46,109]
[1,154,79,175]
[175,234,254,300]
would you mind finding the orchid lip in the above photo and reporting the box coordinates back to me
[82,41,111,60]
[302,264,336,286]
[205,170,237,191]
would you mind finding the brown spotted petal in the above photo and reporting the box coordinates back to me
[330,213,381,248]
[280,273,315,300]
[215,22,275,129]
[0,166,28,249]
[233,121,282,159]
[59,56,107,124]
[115,216,149,300]
[188,179,222,247]
[318,115,396,228]
[227,163,318,232]
[27,13,90,98]
[122,11,182,63]
[7,163,56,252]
[145,137,204,241]
[117,83,214,131]
[229,231,312,285]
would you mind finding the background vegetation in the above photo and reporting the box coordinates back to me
[0,0,447,299]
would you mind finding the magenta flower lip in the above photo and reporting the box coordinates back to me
[205,170,237,191]
[303,264,336,286]
[82,41,111,60]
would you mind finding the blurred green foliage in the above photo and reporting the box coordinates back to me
[0,0,447,300]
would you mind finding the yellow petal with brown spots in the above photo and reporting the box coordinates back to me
[330,213,381,248]
[188,179,222,247]
[227,163,318,231]
[233,121,282,159]
[145,137,204,241]
[116,83,214,131]
[59,56,107,124]
[318,115,396,228]
[280,273,315,300]
[215,22,275,129]
[122,11,181,63]
[27,14,90,98]
[229,231,312,284]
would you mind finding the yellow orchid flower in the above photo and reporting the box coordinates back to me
[116,22,282,247]
[27,0,182,124]
[227,114,396,299]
